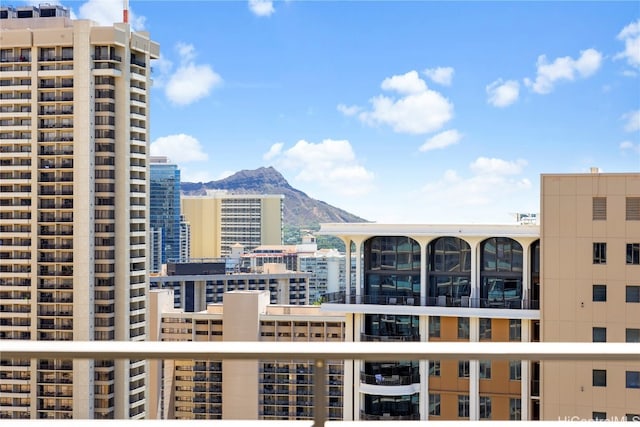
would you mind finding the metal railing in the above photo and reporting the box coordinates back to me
[2,341,639,426]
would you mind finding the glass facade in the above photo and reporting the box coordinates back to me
[428,237,471,305]
[480,237,523,308]
[150,160,181,269]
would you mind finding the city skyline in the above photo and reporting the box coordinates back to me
[15,0,640,224]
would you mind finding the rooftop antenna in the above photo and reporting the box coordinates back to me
[123,0,129,23]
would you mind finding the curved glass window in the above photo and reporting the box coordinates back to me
[480,238,523,308]
[364,236,420,304]
[427,237,471,305]
[362,361,420,386]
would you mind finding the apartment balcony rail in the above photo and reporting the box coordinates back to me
[359,372,419,386]
[2,341,639,426]
[324,291,539,309]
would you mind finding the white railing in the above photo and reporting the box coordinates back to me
[3,341,640,427]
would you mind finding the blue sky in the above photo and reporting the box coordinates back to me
[21,0,640,223]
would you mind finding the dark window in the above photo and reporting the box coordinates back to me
[627,243,640,265]
[458,360,469,378]
[429,360,440,377]
[626,328,640,343]
[593,197,607,220]
[429,316,440,338]
[429,394,440,416]
[510,398,521,421]
[480,396,491,419]
[479,360,491,379]
[627,197,640,221]
[510,360,521,380]
[458,317,469,339]
[510,319,521,341]
[480,318,492,340]
[592,285,607,302]
[626,371,640,388]
[593,412,607,421]
[593,369,607,387]
[458,395,469,418]
[593,243,606,264]
[592,327,607,342]
[627,286,640,303]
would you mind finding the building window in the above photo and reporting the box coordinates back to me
[458,360,470,378]
[626,286,640,303]
[627,243,640,265]
[592,285,607,302]
[510,398,521,420]
[479,318,492,340]
[626,371,640,389]
[592,327,607,342]
[593,243,606,264]
[479,360,491,379]
[458,317,469,339]
[479,396,491,419]
[458,395,469,418]
[593,369,607,387]
[509,319,521,341]
[429,316,440,338]
[626,328,640,343]
[592,197,607,220]
[510,360,521,380]
[627,197,640,221]
[429,360,440,377]
[593,412,607,421]
[429,393,440,416]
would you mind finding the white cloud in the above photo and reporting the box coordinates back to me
[78,0,145,30]
[620,141,640,153]
[470,157,527,175]
[337,104,361,116]
[419,129,463,152]
[248,0,275,17]
[420,158,533,214]
[486,79,520,107]
[164,43,223,106]
[357,70,454,134]
[615,19,640,69]
[524,48,603,94]
[150,134,208,163]
[265,139,375,196]
[622,110,640,132]
[263,142,284,161]
[423,66,454,86]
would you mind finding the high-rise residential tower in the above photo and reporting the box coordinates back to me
[0,5,159,419]
[150,156,181,272]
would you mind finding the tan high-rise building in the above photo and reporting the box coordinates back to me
[181,192,284,258]
[540,172,640,421]
[0,5,159,419]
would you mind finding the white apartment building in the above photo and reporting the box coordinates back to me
[0,4,159,419]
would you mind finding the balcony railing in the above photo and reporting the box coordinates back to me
[2,341,639,426]
[324,292,539,309]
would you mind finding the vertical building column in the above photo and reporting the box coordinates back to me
[343,313,354,420]
[354,241,362,303]
[469,316,479,421]
[420,242,427,306]
[521,241,530,308]
[353,313,362,420]
[521,319,530,420]
[420,315,429,420]
[344,238,351,302]
[470,241,480,307]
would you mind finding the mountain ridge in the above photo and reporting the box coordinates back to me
[180,166,368,228]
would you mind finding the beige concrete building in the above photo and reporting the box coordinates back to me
[149,289,345,421]
[0,5,159,419]
[540,172,640,421]
[181,192,284,259]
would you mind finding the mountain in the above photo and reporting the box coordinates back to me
[180,166,368,228]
